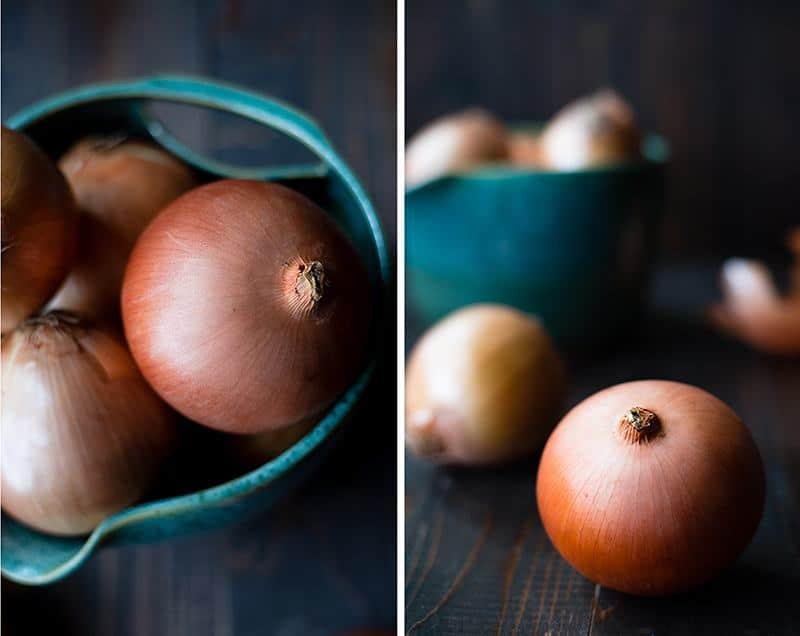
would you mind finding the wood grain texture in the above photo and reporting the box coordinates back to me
[406,0,800,260]
[1,1,396,634]
[405,263,800,635]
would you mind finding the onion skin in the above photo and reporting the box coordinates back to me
[406,304,566,465]
[45,214,129,320]
[507,131,546,167]
[48,137,197,319]
[709,258,800,355]
[536,380,765,596]
[224,417,317,470]
[539,89,641,170]
[122,179,372,434]
[1,127,78,333]
[58,136,197,243]
[1,313,176,535]
[405,109,508,186]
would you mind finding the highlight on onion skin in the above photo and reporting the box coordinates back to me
[536,380,765,597]
[405,109,508,186]
[406,304,567,465]
[122,179,373,435]
[709,258,800,355]
[1,126,78,333]
[1,312,176,536]
[538,89,642,170]
[47,136,197,320]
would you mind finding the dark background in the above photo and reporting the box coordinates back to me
[406,0,800,260]
[2,1,397,635]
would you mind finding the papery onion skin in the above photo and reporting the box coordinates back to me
[122,179,372,434]
[539,89,641,170]
[58,136,198,244]
[45,214,130,320]
[48,137,197,319]
[405,109,508,186]
[1,127,78,333]
[406,304,566,465]
[536,380,765,596]
[1,312,176,535]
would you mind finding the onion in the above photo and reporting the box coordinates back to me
[58,135,197,243]
[1,312,176,535]
[48,136,197,319]
[536,380,765,596]
[709,258,800,355]
[224,418,317,471]
[406,304,566,465]
[539,89,641,170]
[507,131,546,167]
[405,109,508,186]
[1,126,78,333]
[44,214,129,319]
[122,179,372,434]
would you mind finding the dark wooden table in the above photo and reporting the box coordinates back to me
[405,263,800,635]
[2,2,397,634]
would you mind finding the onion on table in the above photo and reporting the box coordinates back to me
[1,312,176,535]
[406,304,566,465]
[47,136,198,319]
[1,126,78,333]
[122,179,373,435]
[536,380,765,596]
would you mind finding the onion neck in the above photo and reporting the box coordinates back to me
[283,257,328,317]
[618,406,661,444]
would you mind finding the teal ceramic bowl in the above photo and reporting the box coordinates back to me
[2,75,389,585]
[406,133,668,349]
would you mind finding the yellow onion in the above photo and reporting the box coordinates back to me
[537,380,764,596]
[1,312,176,535]
[709,258,800,355]
[122,180,372,434]
[539,89,641,170]
[406,304,566,465]
[1,126,78,332]
[405,109,508,186]
[49,136,197,319]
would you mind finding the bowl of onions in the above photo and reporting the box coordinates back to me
[405,90,669,349]
[1,75,388,585]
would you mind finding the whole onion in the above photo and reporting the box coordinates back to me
[122,179,372,434]
[405,109,508,186]
[536,380,765,596]
[406,304,566,465]
[1,312,176,535]
[1,126,78,333]
[539,90,641,170]
[48,136,197,319]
